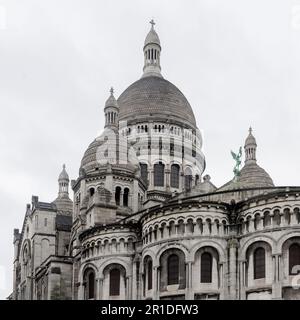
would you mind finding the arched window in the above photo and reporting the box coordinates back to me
[167,254,179,285]
[289,243,300,275]
[201,252,212,283]
[184,167,193,191]
[123,188,129,207]
[254,247,265,279]
[89,188,95,197]
[110,269,120,296]
[88,272,95,299]
[154,162,165,187]
[84,268,96,299]
[147,260,153,290]
[171,164,180,188]
[115,186,121,206]
[140,163,148,184]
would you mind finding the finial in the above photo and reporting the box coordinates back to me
[249,127,252,134]
[150,19,155,29]
[63,164,66,170]
[110,87,114,96]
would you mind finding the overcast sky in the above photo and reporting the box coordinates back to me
[0,0,300,299]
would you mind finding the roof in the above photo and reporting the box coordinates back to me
[58,164,69,181]
[35,202,56,211]
[144,27,161,47]
[218,162,274,191]
[117,75,196,128]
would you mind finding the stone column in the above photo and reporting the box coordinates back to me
[120,191,124,206]
[248,218,255,232]
[78,282,84,300]
[149,169,154,189]
[227,238,239,300]
[186,262,193,299]
[219,263,225,299]
[132,179,139,212]
[132,263,137,300]
[238,260,247,300]
[212,221,218,235]
[291,210,297,225]
[155,266,161,300]
[97,277,103,300]
[203,222,209,236]
[127,275,133,300]
[272,254,282,299]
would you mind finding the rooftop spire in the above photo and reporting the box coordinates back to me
[58,164,69,197]
[244,127,257,164]
[150,19,155,29]
[104,87,119,128]
[142,20,162,78]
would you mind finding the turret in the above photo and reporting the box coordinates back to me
[142,19,162,78]
[244,127,257,164]
[58,164,69,198]
[104,87,119,129]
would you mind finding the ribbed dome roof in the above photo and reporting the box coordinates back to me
[117,76,196,128]
[237,163,274,188]
[105,88,119,109]
[80,128,139,174]
[245,131,257,146]
[59,165,69,181]
[144,28,160,47]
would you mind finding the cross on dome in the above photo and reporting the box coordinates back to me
[150,19,155,29]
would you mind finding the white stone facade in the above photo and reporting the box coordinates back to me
[11,22,300,300]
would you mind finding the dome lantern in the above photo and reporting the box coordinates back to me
[104,87,119,129]
[142,19,162,78]
[58,164,69,198]
[244,127,257,164]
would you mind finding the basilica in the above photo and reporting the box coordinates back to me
[11,22,300,300]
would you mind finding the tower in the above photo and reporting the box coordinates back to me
[143,19,162,78]
[104,87,119,129]
[244,127,257,164]
[53,164,73,214]
[58,164,69,197]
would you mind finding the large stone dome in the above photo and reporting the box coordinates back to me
[117,75,197,128]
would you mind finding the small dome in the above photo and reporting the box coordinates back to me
[237,163,274,188]
[245,128,257,146]
[118,76,196,128]
[144,27,160,47]
[80,128,139,174]
[59,164,69,181]
[105,87,119,109]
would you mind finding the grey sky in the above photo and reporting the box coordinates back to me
[0,0,299,299]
